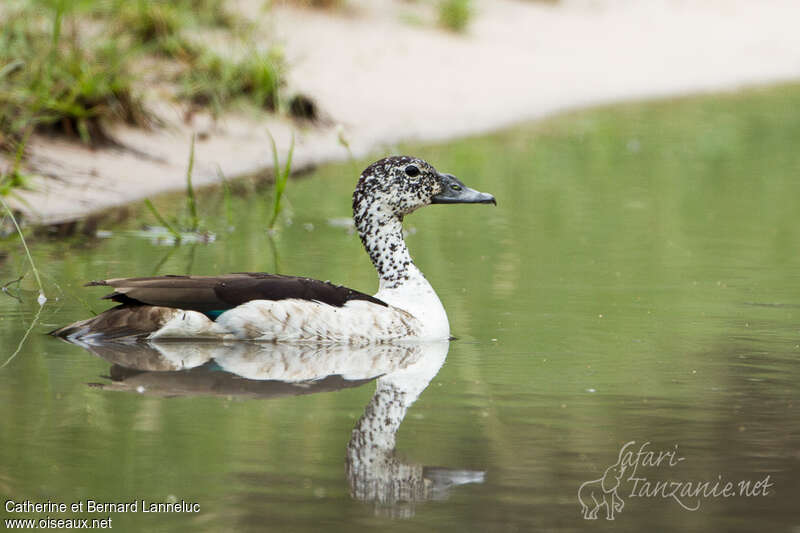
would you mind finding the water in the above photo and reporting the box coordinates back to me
[2,84,800,531]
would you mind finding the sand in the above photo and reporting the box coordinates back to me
[7,0,800,226]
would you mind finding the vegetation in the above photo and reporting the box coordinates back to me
[267,131,295,230]
[0,131,46,303]
[0,131,32,198]
[436,0,557,32]
[142,134,211,244]
[0,197,46,303]
[438,0,472,32]
[110,0,241,50]
[179,49,284,114]
[184,134,199,232]
[289,0,346,9]
[0,4,147,149]
[0,0,284,159]
[0,129,44,301]
[138,129,294,245]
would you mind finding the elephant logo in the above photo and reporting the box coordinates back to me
[578,449,627,520]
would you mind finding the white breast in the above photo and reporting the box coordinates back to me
[374,266,450,341]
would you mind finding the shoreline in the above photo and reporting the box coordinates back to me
[7,0,800,227]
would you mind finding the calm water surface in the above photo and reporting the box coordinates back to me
[2,85,800,532]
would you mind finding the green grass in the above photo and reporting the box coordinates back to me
[106,0,241,58]
[0,196,46,303]
[143,198,183,242]
[267,130,295,230]
[180,49,284,113]
[184,133,199,231]
[0,0,285,184]
[142,134,210,244]
[0,130,32,197]
[113,2,185,51]
[0,131,41,302]
[288,0,346,9]
[0,4,148,148]
[438,0,472,32]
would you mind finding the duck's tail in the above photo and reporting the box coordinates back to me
[49,305,178,343]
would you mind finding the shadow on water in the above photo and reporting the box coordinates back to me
[58,338,485,516]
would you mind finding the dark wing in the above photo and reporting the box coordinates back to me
[87,273,387,312]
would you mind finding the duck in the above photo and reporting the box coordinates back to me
[50,155,496,344]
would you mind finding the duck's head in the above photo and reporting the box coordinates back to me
[353,155,496,218]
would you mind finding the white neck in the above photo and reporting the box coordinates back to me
[355,206,449,340]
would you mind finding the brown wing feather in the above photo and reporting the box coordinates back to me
[86,273,387,312]
[49,305,178,340]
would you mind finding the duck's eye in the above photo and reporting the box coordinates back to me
[450,183,462,191]
[405,165,420,177]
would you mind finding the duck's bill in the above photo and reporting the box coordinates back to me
[432,173,497,205]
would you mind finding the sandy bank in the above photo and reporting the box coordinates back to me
[8,0,800,226]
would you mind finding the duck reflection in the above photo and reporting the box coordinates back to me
[67,339,485,511]
[81,341,421,398]
[346,340,485,517]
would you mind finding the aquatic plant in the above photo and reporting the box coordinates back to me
[185,134,199,231]
[143,198,183,243]
[216,165,235,230]
[142,134,211,244]
[267,131,295,230]
[0,198,46,304]
[0,124,44,302]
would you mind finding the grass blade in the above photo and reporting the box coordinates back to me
[0,60,24,80]
[282,132,294,188]
[216,164,234,229]
[185,133,198,231]
[144,198,182,243]
[0,301,44,370]
[12,128,32,176]
[0,197,46,303]
[267,130,294,229]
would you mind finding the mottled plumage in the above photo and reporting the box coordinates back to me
[51,156,495,343]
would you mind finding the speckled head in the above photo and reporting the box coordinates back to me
[352,156,495,288]
[352,155,495,219]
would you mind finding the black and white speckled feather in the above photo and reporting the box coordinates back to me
[353,156,442,288]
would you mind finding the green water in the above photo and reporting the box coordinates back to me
[2,84,800,532]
